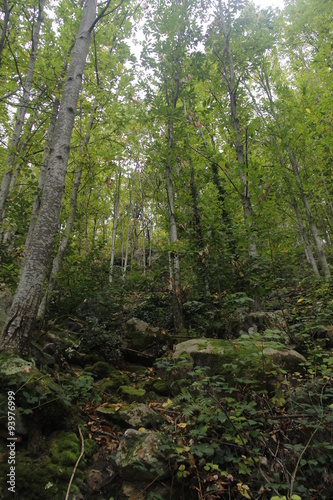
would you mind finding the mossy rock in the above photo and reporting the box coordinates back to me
[114,429,169,482]
[0,354,36,387]
[87,361,113,378]
[173,338,306,381]
[2,434,85,500]
[119,385,146,402]
[97,402,164,429]
[152,380,170,396]
[96,370,131,396]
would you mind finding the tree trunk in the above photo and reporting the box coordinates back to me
[217,0,258,261]
[123,177,132,279]
[0,0,97,356]
[109,168,121,283]
[0,0,10,68]
[0,0,45,223]
[288,150,330,278]
[23,43,74,262]
[37,108,96,321]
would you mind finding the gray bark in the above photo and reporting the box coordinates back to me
[37,109,96,321]
[109,168,122,283]
[0,0,11,68]
[122,177,132,279]
[23,43,74,262]
[0,0,97,355]
[0,0,45,222]
[217,0,258,261]
[165,64,183,331]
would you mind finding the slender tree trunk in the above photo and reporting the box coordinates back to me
[139,169,146,274]
[287,151,330,278]
[0,0,10,68]
[123,178,132,279]
[109,168,121,283]
[260,66,330,278]
[0,0,45,223]
[0,0,97,356]
[217,0,257,261]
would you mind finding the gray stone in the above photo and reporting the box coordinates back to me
[97,403,164,429]
[114,429,169,481]
[173,338,306,376]
[124,317,161,351]
[229,309,288,336]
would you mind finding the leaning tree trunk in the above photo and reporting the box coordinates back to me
[0,0,97,356]
[23,42,74,262]
[37,108,96,321]
[0,0,45,223]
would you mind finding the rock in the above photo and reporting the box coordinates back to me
[173,338,306,377]
[97,403,164,429]
[262,348,307,371]
[124,317,161,351]
[0,286,12,330]
[114,429,169,481]
[85,469,105,490]
[229,309,288,336]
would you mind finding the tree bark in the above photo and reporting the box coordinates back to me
[0,0,45,223]
[165,63,183,332]
[37,108,96,321]
[0,0,97,356]
[0,0,11,68]
[23,42,74,262]
[109,168,121,283]
[217,0,258,261]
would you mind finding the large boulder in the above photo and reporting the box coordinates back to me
[173,338,306,377]
[114,429,169,481]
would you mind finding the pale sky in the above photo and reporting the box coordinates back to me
[253,0,285,9]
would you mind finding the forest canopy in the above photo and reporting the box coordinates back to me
[0,0,332,353]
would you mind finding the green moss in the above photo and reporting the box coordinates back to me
[96,369,131,395]
[89,361,113,378]
[84,437,99,458]
[120,385,146,401]
[152,380,170,396]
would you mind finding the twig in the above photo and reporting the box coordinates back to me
[65,425,85,500]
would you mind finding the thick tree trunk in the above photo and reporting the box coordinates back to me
[37,109,96,321]
[0,0,45,223]
[0,0,97,356]
[23,43,74,261]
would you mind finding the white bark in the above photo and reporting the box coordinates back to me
[109,168,122,283]
[0,0,97,355]
[123,177,132,279]
[0,0,45,222]
[37,109,96,321]
[23,43,74,261]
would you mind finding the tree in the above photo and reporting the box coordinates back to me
[0,0,99,355]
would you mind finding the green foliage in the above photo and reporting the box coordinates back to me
[155,347,333,499]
